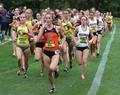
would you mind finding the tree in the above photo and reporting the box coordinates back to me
[0,0,119,17]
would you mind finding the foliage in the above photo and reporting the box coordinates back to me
[0,0,120,17]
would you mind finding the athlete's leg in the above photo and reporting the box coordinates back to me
[11,30,17,56]
[62,42,69,71]
[30,40,35,55]
[81,49,89,80]
[24,48,30,78]
[68,42,74,68]
[34,47,42,61]
[76,50,83,65]
[16,47,23,75]
[97,34,102,56]
[91,35,97,60]
[49,54,59,92]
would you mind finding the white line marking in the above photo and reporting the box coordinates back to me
[87,25,116,95]
[0,40,11,46]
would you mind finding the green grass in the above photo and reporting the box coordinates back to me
[97,22,120,95]
[0,23,118,95]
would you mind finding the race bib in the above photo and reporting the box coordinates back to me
[45,41,55,48]
[80,37,87,43]
[91,26,96,31]
[66,31,72,37]
[64,25,69,31]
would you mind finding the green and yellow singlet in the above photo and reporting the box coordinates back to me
[17,25,30,46]
[62,20,74,38]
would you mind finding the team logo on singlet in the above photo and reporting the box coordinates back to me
[47,34,52,39]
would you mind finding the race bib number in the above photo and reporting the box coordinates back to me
[64,25,70,32]
[66,31,72,37]
[45,41,55,48]
[91,26,96,31]
[80,37,87,43]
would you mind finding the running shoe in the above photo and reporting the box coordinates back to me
[64,67,69,72]
[70,61,72,69]
[24,74,28,78]
[17,70,20,76]
[49,88,56,94]
[40,72,44,77]
[97,53,100,56]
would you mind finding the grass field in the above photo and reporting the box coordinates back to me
[0,22,119,95]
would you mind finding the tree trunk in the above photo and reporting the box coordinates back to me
[34,0,40,10]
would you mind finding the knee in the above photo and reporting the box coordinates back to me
[34,56,40,61]
[78,59,82,65]
[34,54,42,61]
[83,59,88,64]
[16,54,22,61]
[91,42,96,46]
[63,48,67,54]
[17,57,22,61]
[49,65,56,72]
[97,40,100,44]
[34,59,39,62]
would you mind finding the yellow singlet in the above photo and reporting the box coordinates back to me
[62,20,74,38]
[26,20,33,28]
[17,25,30,46]
[107,16,113,24]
